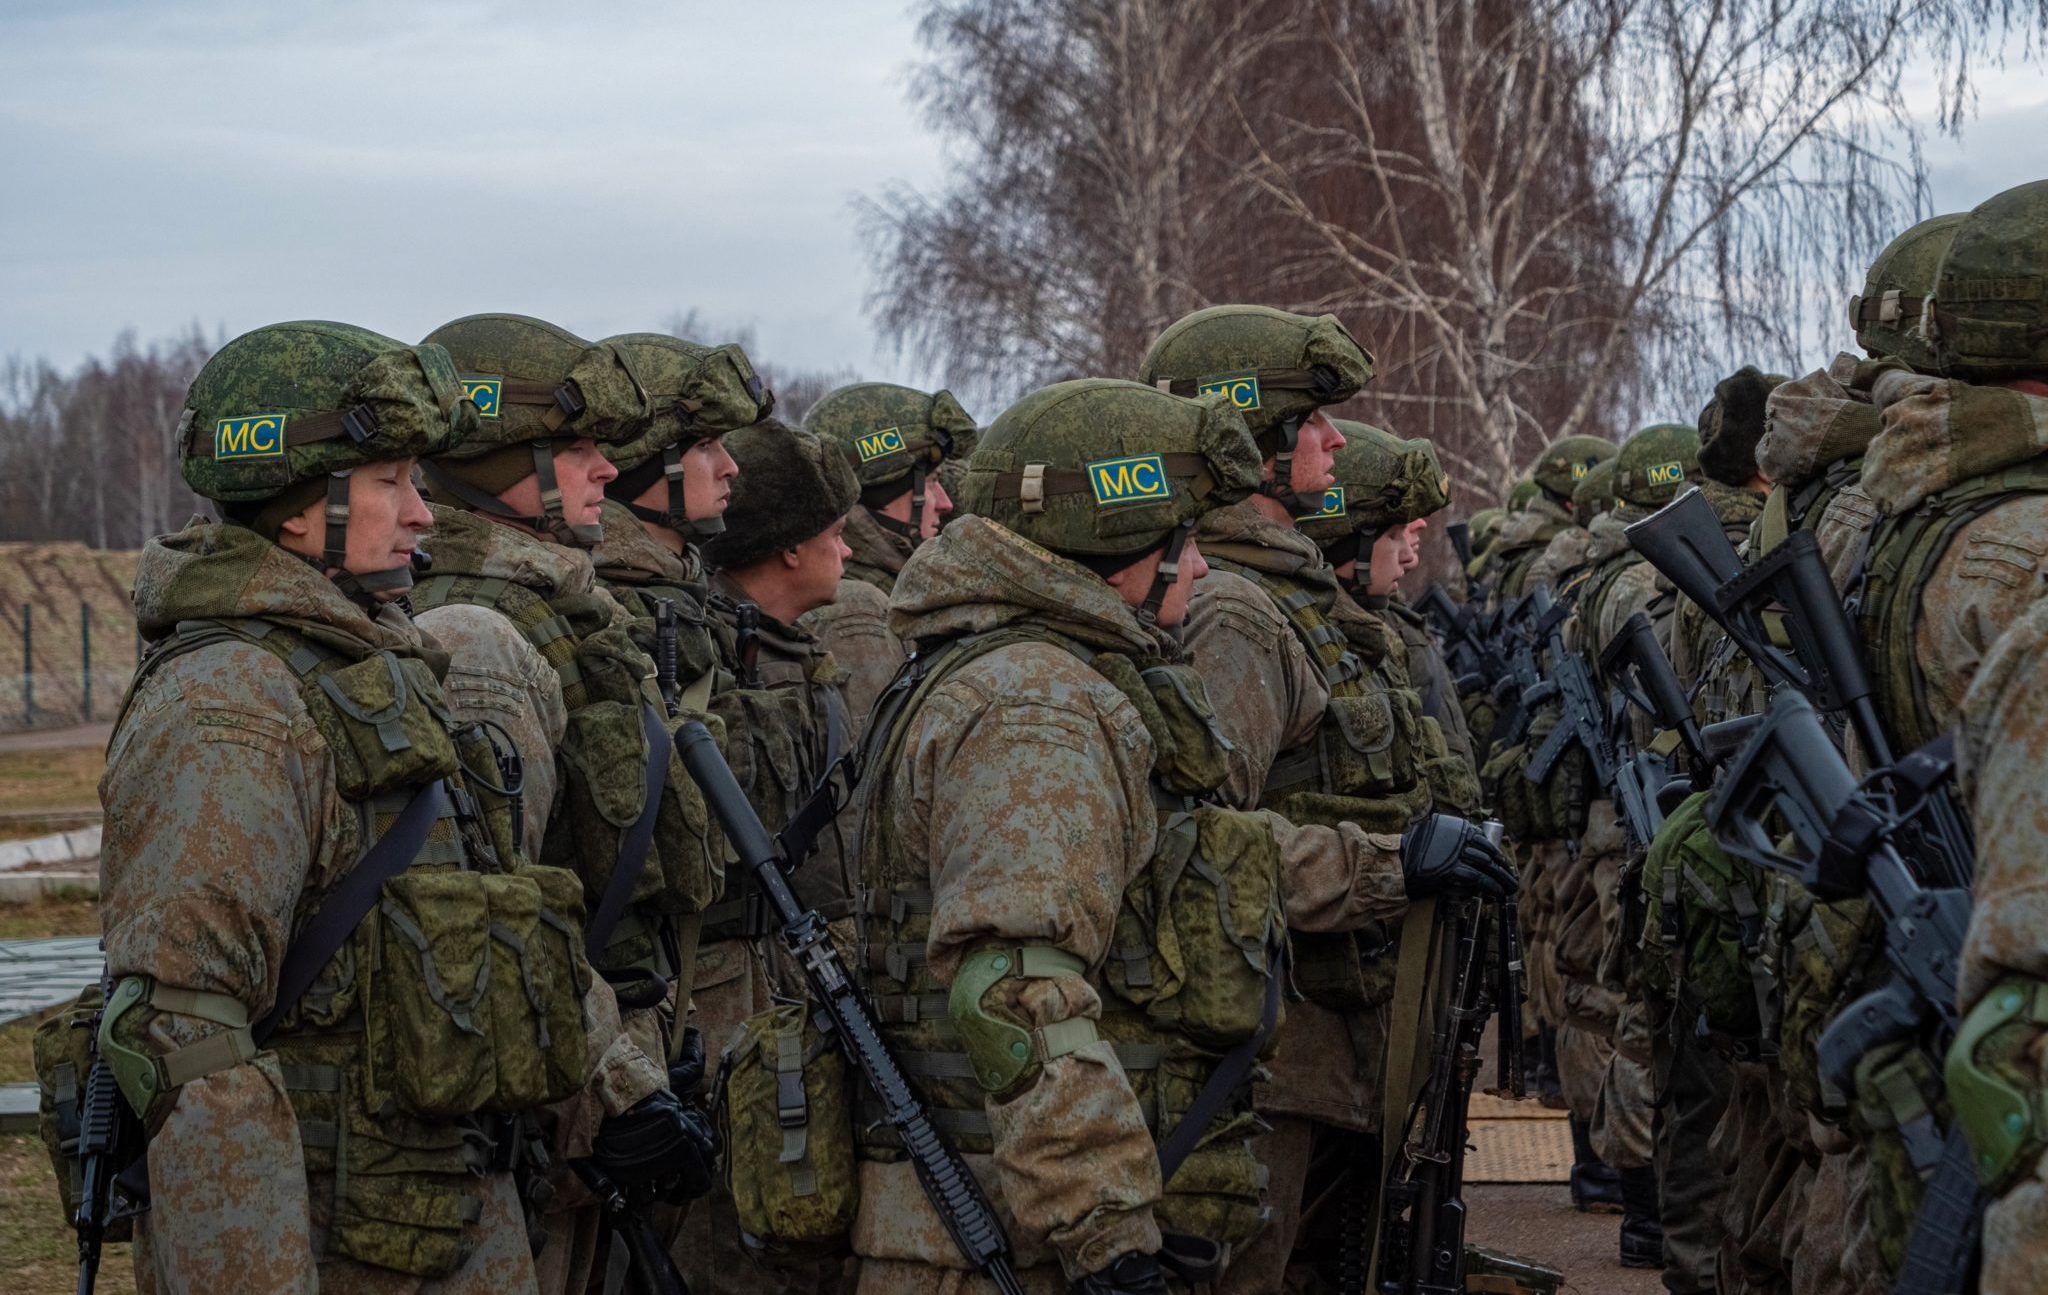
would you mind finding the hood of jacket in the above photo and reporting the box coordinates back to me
[422,501,595,603]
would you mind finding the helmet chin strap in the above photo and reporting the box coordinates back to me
[318,470,419,609]
[1256,415,1318,514]
[1135,522,1195,625]
[622,442,724,540]
[869,459,933,547]
[421,442,603,547]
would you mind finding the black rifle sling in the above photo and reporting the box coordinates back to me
[775,682,856,865]
[253,778,449,1045]
[585,702,674,960]
[1156,955,1284,1182]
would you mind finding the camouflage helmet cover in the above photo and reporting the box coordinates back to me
[420,313,652,454]
[600,333,775,473]
[1297,419,1451,546]
[1850,213,1964,370]
[804,382,975,493]
[1505,474,1541,512]
[1467,506,1507,555]
[1137,305,1376,453]
[1928,179,2048,379]
[1570,454,1619,518]
[960,378,1262,560]
[180,320,476,503]
[1530,434,1618,501]
[1613,422,1702,507]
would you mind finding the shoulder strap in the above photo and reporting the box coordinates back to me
[583,702,672,960]
[252,780,449,1044]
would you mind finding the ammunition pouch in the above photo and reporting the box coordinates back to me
[719,1002,859,1257]
[31,986,133,1241]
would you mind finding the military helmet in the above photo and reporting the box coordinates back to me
[703,418,859,572]
[1529,434,1617,502]
[1613,422,1702,507]
[962,378,1261,618]
[1505,474,1541,512]
[1570,455,1618,520]
[805,382,975,543]
[1927,180,2048,380]
[1467,506,1507,556]
[1298,420,1451,553]
[1138,305,1375,511]
[1850,213,1964,371]
[180,320,477,600]
[418,314,654,546]
[601,333,775,540]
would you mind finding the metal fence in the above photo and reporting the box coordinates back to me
[0,601,140,732]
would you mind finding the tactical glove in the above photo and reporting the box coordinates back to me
[1401,813,1515,898]
[1071,1251,1169,1295]
[590,1086,716,1201]
[668,1025,707,1098]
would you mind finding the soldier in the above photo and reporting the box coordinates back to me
[1139,305,1515,1292]
[94,321,677,1293]
[847,377,1283,1292]
[1487,436,1617,608]
[405,314,722,1289]
[800,382,976,723]
[682,417,865,1291]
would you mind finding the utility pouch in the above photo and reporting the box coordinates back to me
[361,866,590,1117]
[1319,691,1424,798]
[31,986,132,1241]
[718,1002,858,1254]
[302,652,462,799]
[1104,803,1285,1050]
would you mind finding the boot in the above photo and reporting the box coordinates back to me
[1568,1115,1623,1212]
[1618,1166,1664,1270]
[1534,1025,1567,1109]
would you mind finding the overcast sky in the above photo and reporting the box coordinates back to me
[2,1,2044,386]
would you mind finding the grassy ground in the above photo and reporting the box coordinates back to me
[0,747,103,818]
[0,894,100,941]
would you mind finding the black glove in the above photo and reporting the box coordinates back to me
[1071,1251,1169,1295]
[668,1026,706,1098]
[590,1087,716,1200]
[1401,813,1515,898]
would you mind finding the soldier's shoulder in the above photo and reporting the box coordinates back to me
[926,639,1147,754]
[1188,566,1292,641]
[416,600,550,678]
[112,635,311,765]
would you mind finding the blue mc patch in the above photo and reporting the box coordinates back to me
[1197,372,1262,412]
[462,377,504,419]
[1088,454,1173,507]
[215,413,287,460]
[857,427,907,463]
[1311,486,1346,519]
[1646,461,1685,487]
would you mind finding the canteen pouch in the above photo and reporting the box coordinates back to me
[719,1002,858,1253]
[361,866,590,1118]
[1103,803,1285,1050]
[31,985,132,1241]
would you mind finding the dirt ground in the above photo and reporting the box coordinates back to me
[1468,1184,1666,1295]
[0,745,104,818]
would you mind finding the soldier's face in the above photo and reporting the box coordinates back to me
[681,435,738,522]
[1367,527,1406,596]
[1108,535,1208,628]
[550,438,618,528]
[278,456,432,596]
[787,515,852,615]
[1284,411,1345,498]
[877,474,953,540]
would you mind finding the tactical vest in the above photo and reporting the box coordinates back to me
[106,617,591,1278]
[1205,550,1434,1010]
[600,572,725,715]
[852,626,1281,1248]
[1494,516,1572,602]
[410,573,722,985]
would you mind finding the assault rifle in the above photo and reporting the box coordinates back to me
[1378,823,1519,1295]
[1521,586,1616,795]
[1486,593,1550,747]
[1596,610,1709,851]
[1702,692,1979,1295]
[1445,520,1488,606]
[574,1161,691,1295]
[1415,584,1497,686]
[675,723,1026,1295]
[1625,487,1973,890]
[74,973,144,1295]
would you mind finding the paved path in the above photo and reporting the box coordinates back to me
[0,936,100,1026]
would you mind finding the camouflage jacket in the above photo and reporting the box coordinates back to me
[1182,501,1409,1130]
[590,498,725,706]
[841,501,914,594]
[101,523,657,1293]
[1381,591,1482,779]
[855,515,1167,1276]
[1490,496,1575,607]
[799,574,903,733]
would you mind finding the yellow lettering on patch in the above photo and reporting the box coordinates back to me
[857,428,907,462]
[1572,461,1591,480]
[462,377,504,418]
[1088,454,1172,507]
[1646,461,1685,487]
[1310,487,1346,519]
[1197,373,1262,412]
[215,414,286,460]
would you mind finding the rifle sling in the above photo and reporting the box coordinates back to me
[253,778,449,1045]
[1368,896,1444,1283]
[1155,952,1283,1183]
[585,702,673,961]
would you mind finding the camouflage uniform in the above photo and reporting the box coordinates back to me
[95,323,660,1294]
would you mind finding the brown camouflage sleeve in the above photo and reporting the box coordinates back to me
[100,648,327,1291]
[803,577,905,727]
[912,657,1165,1279]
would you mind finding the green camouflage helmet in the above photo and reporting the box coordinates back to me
[1467,506,1507,556]
[1613,422,1702,507]
[1506,474,1541,512]
[1570,455,1618,520]
[179,320,477,599]
[1298,420,1451,551]
[961,378,1262,618]
[1529,434,1617,502]
[600,333,776,540]
[1927,180,2048,380]
[1138,305,1375,511]
[804,382,976,543]
[1851,213,1964,371]
[419,313,655,546]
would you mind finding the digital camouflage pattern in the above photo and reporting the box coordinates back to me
[420,314,651,455]
[101,522,659,1294]
[1137,305,1375,453]
[1529,434,1618,503]
[1488,495,1576,606]
[589,498,725,705]
[1849,214,1965,372]
[1612,422,1701,508]
[600,333,774,475]
[804,381,975,493]
[179,321,477,503]
[1296,419,1451,546]
[1926,179,2048,380]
